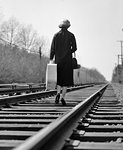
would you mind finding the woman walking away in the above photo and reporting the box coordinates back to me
[50,19,77,106]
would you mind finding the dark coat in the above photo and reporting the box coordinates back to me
[50,28,77,86]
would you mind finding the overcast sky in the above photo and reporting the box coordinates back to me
[0,0,123,81]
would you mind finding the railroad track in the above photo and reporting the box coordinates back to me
[0,84,111,150]
[0,83,93,97]
[0,83,46,97]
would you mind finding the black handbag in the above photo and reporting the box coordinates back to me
[72,52,78,69]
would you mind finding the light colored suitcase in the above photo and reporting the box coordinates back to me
[46,63,57,90]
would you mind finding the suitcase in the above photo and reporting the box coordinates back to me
[46,63,57,90]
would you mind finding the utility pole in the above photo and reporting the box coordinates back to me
[39,46,42,60]
[118,54,121,65]
[117,40,123,65]
[39,46,42,83]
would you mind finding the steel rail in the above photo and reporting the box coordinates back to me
[13,84,108,150]
[0,83,45,88]
[0,85,45,96]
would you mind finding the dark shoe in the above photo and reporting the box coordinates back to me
[61,98,66,106]
[55,93,60,104]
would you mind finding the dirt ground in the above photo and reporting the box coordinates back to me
[112,83,123,105]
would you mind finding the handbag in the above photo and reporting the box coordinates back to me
[72,52,78,69]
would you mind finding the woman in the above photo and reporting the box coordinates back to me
[50,19,77,105]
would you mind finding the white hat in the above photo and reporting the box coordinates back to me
[59,19,71,28]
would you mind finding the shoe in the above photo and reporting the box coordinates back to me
[55,93,60,104]
[61,98,66,106]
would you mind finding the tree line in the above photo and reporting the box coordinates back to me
[0,43,49,83]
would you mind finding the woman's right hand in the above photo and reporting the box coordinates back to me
[49,60,54,64]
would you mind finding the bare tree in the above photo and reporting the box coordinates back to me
[0,17,20,46]
[16,24,45,52]
[0,16,47,54]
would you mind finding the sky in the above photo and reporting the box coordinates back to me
[0,0,123,81]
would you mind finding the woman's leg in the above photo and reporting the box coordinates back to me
[61,86,67,99]
[57,85,61,94]
[55,85,61,104]
[61,86,67,106]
